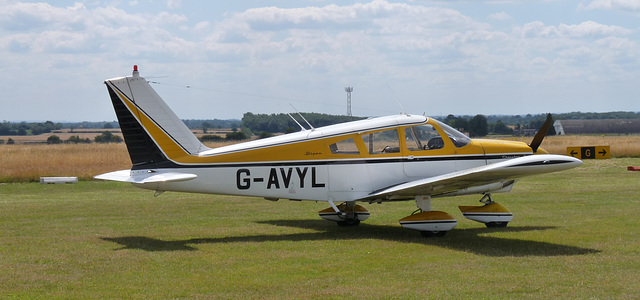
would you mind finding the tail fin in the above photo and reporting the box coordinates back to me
[104,65,209,169]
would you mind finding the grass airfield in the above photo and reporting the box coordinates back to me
[1,158,639,298]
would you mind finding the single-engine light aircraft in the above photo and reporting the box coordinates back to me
[96,66,582,237]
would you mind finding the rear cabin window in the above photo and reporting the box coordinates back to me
[405,125,445,151]
[329,138,360,155]
[362,129,400,154]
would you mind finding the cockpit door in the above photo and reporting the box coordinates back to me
[402,124,457,178]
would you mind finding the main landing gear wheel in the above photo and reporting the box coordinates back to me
[337,218,361,227]
[485,221,508,228]
[420,231,447,238]
[318,202,370,226]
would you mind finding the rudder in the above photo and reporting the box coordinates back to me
[104,66,209,169]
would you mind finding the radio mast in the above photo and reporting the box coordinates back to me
[345,87,353,116]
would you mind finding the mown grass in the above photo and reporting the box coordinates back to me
[1,158,639,298]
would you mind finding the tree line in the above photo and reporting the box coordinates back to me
[44,132,123,144]
[240,112,554,138]
[2,111,637,142]
[0,121,62,136]
[443,114,555,137]
[241,112,364,133]
[199,128,251,142]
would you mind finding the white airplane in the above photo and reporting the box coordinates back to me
[96,66,582,237]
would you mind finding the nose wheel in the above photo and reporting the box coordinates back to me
[337,218,361,227]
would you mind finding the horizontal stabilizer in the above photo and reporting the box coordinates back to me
[95,170,197,184]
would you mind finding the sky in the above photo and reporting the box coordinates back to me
[1,0,639,122]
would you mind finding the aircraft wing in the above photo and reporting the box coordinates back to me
[95,170,197,184]
[365,154,581,199]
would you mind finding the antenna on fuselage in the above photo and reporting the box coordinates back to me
[289,103,315,131]
[287,112,307,131]
[386,83,408,116]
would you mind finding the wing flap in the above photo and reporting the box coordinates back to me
[95,170,197,184]
[366,154,581,199]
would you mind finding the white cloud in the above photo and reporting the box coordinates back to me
[489,11,512,21]
[155,11,188,24]
[167,0,182,10]
[0,2,86,31]
[516,20,632,39]
[194,21,210,32]
[209,0,491,62]
[581,0,640,11]
[559,21,633,38]
[1,0,639,120]
[517,21,561,38]
[0,1,191,56]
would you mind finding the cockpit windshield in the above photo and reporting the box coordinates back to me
[433,119,471,148]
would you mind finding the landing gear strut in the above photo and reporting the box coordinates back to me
[479,194,493,205]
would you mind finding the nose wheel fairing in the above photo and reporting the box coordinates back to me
[459,202,513,227]
[459,194,513,227]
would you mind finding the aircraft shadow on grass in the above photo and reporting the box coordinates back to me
[101,219,600,257]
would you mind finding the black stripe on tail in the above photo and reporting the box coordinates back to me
[106,84,178,170]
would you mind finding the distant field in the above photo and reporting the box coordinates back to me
[496,135,640,157]
[0,141,232,183]
[1,158,639,298]
[0,143,130,182]
[2,129,123,143]
[1,135,639,183]
[0,128,232,144]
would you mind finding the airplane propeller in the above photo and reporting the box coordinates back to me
[528,113,553,153]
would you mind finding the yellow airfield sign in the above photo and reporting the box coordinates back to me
[566,146,610,159]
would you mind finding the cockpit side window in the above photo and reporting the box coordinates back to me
[329,138,360,155]
[362,129,400,154]
[405,125,444,151]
